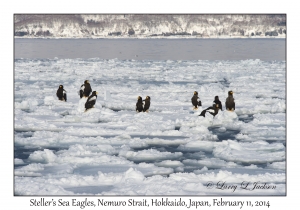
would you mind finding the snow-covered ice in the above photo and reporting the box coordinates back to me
[14,58,285,195]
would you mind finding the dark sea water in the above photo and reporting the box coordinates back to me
[14,38,286,61]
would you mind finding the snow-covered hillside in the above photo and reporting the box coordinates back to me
[14,14,286,38]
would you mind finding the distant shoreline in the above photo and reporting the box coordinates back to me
[14,36,286,39]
